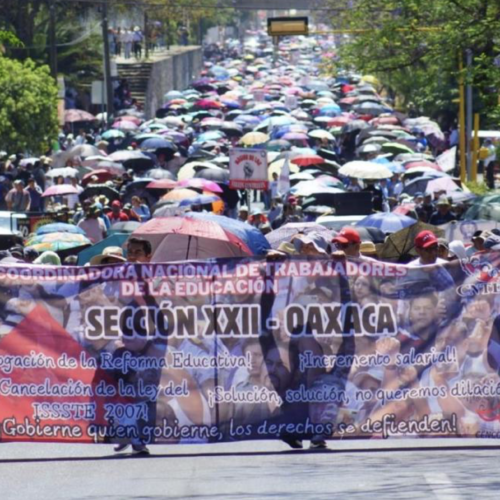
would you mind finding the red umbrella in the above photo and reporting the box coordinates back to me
[178,178,223,193]
[291,155,326,167]
[146,179,179,190]
[133,216,252,261]
[404,160,442,171]
[117,115,142,125]
[82,169,114,186]
[328,116,351,127]
[42,185,80,197]
[194,99,223,110]
[64,109,96,123]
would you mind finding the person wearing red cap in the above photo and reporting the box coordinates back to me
[332,227,376,261]
[107,200,129,223]
[408,230,448,267]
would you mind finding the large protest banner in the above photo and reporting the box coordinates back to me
[1,255,500,445]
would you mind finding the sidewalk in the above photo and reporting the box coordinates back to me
[113,45,199,65]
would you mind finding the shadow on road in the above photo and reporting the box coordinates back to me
[1,443,500,464]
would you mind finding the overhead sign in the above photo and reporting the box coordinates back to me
[229,148,268,190]
[267,17,309,37]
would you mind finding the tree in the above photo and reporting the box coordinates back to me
[326,0,500,127]
[0,57,59,153]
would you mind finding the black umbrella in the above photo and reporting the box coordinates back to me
[80,184,120,202]
[194,167,230,183]
[121,179,159,207]
[146,168,176,180]
[355,226,386,244]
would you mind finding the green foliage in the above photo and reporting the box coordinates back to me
[0,57,59,154]
[327,0,500,127]
[464,181,493,196]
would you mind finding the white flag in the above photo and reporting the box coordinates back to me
[278,158,291,195]
[436,146,457,172]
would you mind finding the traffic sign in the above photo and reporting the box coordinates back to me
[267,17,309,37]
[229,148,268,190]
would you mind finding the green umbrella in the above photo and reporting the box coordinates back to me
[381,142,415,155]
[378,222,445,262]
[101,129,125,140]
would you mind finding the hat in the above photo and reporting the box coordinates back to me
[90,246,126,266]
[89,204,101,214]
[436,197,450,206]
[8,154,16,161]
[360,241,377,255]
[413,191,424,198]
[471,230,484,241]
[437,237,449,250]
[13,180,23,186]
[294,232,329,255]
[251,208,264,216]
[34,251,61,266]
[111,200,122,208]
[414,230,438,249]
[448,240,467,260]
[239,205,249,212]
[332,227,361,245]
[274,241,299,255]
[483,234,500,250]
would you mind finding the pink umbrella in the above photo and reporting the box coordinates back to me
[147,179,179,189]
[64,109,96,123]
[426,177,461,194]
[118,115,142,125]
[282,132,309,141]
[178,178,223,193]
[42,185,80,197]
[112,120,139,131]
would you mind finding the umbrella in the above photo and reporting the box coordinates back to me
[26,232,91,251]
[403,176,441,196]
[65,144,102,160]
[266,139,292,152]
[378,222,445,262]
[112,120,139,131]
[308,130,334,141]
[281,132,308,141]
[80,184,120,202]
[77,233,130,265]
[90,161,124,176]
[145,168,176,180]
[133,216,253,262]
[36,223,86,236]
[42,185,80,197]
[291,155,326,167]
[162,188,200,202]
[357,143,382,155]
[194,99,223,110]
[338,161,392,179]
[381,142,416,156]
[265,222,335,249]
[140,138,177,152]
[240,132,269,147]
[464,203,500,222]
[45,167,79,178]
[108,150,155,171]
[108,222,141,235]
[120,179,158,207]
[147,179,178,190]
[425,177,461,195]
[101,129,125,140]
[64,109,96,123]
[356,212,417,233]
[81,169,114,186]
[194,167,230,183]
[187,212,270,256]
[291,182,345,198]
[178,178,223,193]
[178,194,221,207]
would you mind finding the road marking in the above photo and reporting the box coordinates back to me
[425,473,463,500]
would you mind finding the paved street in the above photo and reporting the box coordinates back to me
[1,439,500,499]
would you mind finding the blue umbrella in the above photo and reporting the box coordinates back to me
[140,138,177,151]
[36,223,86,236]
[356,213,417,233]
[195,131,226,143]
[77,233,130,265]
[179,195,221,207]
[187,212,270,255]
[318,104,342,117]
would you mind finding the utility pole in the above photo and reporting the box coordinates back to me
[144,11,149,59]
[101,1,114,126]
[465,49,473,179]
[48,0,57,79]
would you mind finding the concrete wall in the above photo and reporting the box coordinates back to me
[145,46,203,119]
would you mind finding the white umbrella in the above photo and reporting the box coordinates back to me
[46,167,79,178]
[338,161,392,179]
